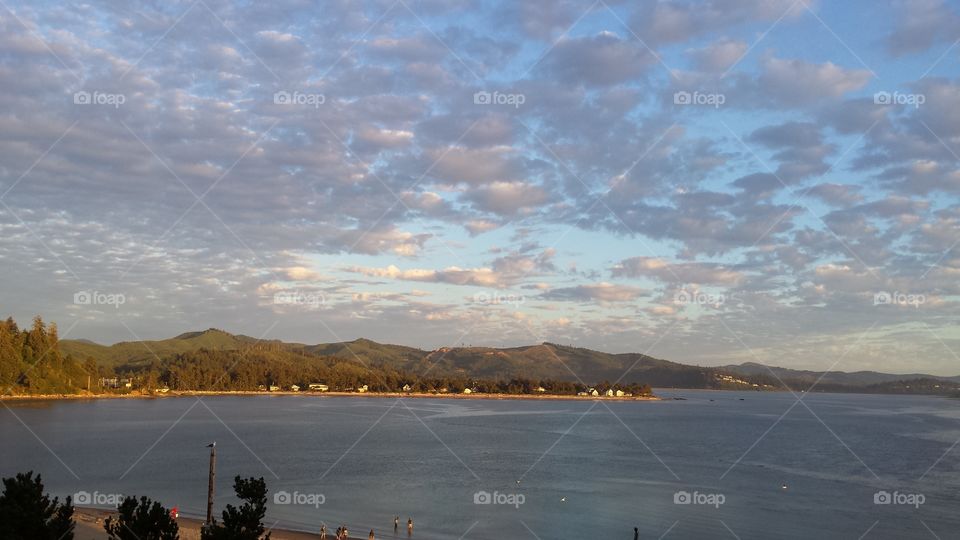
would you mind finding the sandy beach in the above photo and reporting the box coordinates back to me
[1,389,662,402]
[75,507,396,539]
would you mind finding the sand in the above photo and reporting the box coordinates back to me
[74,507,394,539]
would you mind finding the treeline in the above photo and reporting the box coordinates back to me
[115,348,653,396]
[0,316,95,394]
[0,469,271,540]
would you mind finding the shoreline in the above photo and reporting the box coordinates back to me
[74,507,366,540]
[0,389,662,402]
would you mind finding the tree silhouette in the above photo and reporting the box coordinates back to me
[103,496,179,540]
[201,476,271,540]
[0,471,74,540]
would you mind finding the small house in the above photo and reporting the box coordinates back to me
[605,389,614,397]
[290,385,300,392]
[357,384,369,393]
[615,389,625,397]
[308,383,329,392]
[535,386,546,393]
[269,385,280,392]
[402,384,413,393]
[463,388,472,394]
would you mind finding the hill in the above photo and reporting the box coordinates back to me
[55,328,960,394]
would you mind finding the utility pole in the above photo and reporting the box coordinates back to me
[206,442,216,525]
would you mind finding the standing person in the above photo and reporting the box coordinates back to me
[634,527,639,540]
[344,526,349,539]
[407,518,413,535]
[319,524,326,539]
[369,530,375,540]
[394,516,399,532]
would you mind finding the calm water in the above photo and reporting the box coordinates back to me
[2,391,960,539]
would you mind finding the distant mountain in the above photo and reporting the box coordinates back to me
[722,362,960,387]
[59,329,960,393]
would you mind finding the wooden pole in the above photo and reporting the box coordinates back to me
[206,442,216,524]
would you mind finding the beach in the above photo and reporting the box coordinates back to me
[0,390,662,402]
[75,507,388,540]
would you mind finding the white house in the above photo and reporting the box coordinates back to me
[308,383,329,392]
[357,384,369,393]
[402,384,413,392]
[290,385,300,392]
[269,385,280,392]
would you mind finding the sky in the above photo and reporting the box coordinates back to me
[1,0,959,375]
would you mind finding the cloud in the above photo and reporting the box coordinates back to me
[542,282,646,302]
[346,265,503,288]
[886,0,960,56]
[611,257,744,284]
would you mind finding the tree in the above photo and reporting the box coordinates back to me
[0,471,74,540]
[103,496,179,540]
[201,476,270,540]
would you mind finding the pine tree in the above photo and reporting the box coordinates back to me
[0,471,74,540]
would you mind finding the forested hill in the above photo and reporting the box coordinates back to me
[59,329,711,388]
[4,316,959,396]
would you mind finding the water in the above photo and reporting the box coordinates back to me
[2,391,959,539]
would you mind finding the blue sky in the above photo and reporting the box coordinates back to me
[1,0,959,374]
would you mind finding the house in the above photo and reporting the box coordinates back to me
[605,389,614,397]
[402,384,413,392]
[290,385,300,392]
[462,388,472,394]
[155,387,170,394]
[615,389,625,397]
[357,384,369,393]
[269,385,280,392]
[577,391,588,396]
[308,383,329,392]
[535,386,546,393]
[257,384,266,391]
[588,388,599,396]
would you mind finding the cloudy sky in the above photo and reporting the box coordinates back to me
[1,0,959,374]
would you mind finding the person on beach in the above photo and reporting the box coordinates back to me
[634,527,639,540]
[369,529,375,540]
[335,526,341,539]
[407,518,413,535]
[320,524,326,539]
[344,526,349,539]
[394,516,399,532]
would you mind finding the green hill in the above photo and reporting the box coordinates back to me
[60,328,251,367]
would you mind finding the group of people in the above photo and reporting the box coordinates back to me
[317,516,414,539]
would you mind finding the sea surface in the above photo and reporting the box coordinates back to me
[2,391,960,539]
